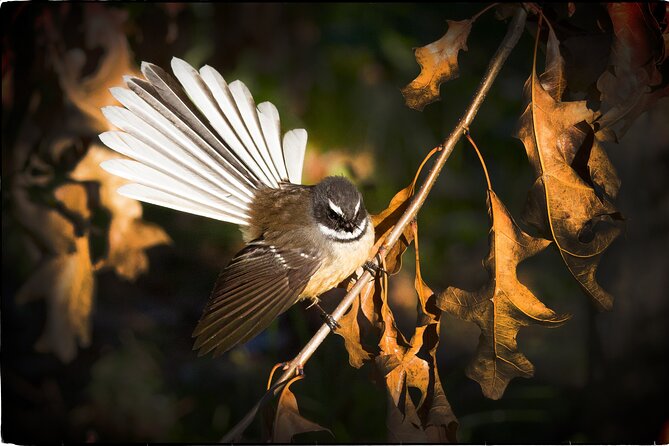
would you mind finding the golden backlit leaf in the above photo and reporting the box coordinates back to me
[53,4,139,131]
[595,3,669,141]
[437,190,568,399]
[14,183,94,363]
[370,184,415,274]
[337,282,375,368]
[402,20,473,111]
[272,376,332,443]
[381,222,457,442]
[516,27,624,310]
[70,145,171,280]
[335,150,456,441]
[337,181,418,368]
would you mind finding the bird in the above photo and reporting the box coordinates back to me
[98,57,375,357]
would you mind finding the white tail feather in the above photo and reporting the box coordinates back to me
[102,103,254,203]
[99,131,250,212]
[118,183,248,225]
[101,159,248,221]
[99,58,309,226]
[228,80,282,184]
[257,102,289,181]
[170,59,276,187]
[283,129,308,185]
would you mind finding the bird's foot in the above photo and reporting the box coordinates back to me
[320,312,341,331]
[363,260,388,277]
[307,301,341,331]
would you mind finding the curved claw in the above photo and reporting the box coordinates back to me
[322,313,341,331]
[363,260,388,277]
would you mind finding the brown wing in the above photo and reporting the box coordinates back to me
[193,241,321,356]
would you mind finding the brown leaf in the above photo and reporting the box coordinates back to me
[379,222,457,442]
[437,190,568,399]
[595,3,669,141]
[272,376,332,443]
[70,145,171,280]
[402,20,473,111]
[370,184,415,274]
[337,181,418,367]
[336,152,456,441]
[409,222,457,442]
[336,282,375,368]
[516,28,623,310]
[14,183,95,362]
[548,3,613,98]
[52,4,139,132]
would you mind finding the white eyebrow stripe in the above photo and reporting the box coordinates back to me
[354,199,361,215]
[328,199,345,217]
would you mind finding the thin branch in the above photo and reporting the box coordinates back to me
[221,5,528,442]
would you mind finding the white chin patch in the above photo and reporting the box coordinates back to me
[318,221,365,241]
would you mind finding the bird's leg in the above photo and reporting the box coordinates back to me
[363,256,388,278]
[306,300,341,331]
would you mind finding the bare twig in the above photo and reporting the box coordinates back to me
[222,6,528,442]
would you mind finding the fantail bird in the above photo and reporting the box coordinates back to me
[99,57,374,357]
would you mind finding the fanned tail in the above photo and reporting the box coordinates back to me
[99,57,309,225]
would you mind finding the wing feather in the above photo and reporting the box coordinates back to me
[193,242,320,356]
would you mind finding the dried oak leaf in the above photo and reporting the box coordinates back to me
[516,28,623,310]
[14,182,94,363]
[595,3,669,141]
[381,226,457,442]
[402,20,473,111]
[71,145,171,280]
[338,156,456,441]
[337,182,417,367]
[436,190,568,400]
[337,281,376,368]
[370,184,416,274]
[272,376,332,443]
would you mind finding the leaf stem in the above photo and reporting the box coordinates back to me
[471,2,500,23]
[464,129,492,190]
[221,5,528,442]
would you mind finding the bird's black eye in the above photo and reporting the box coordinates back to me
[327,208,339,220]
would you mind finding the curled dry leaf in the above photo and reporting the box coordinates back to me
[370,184,416,275]
[402,20,473,111]
[14,182,94,363]
[336,281,376,368]
[381,221,457,442]
[337,216,457,441]
[337,180,418,367]
[335,144,457,440]
[272,376,332,443]
[437,190,568,399]
[517,27,623,311]
[595,3,669,141]
[70,145,171,280]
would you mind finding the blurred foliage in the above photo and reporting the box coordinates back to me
[2,2,668,443]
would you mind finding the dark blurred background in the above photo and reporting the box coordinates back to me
[2,3,668,443]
